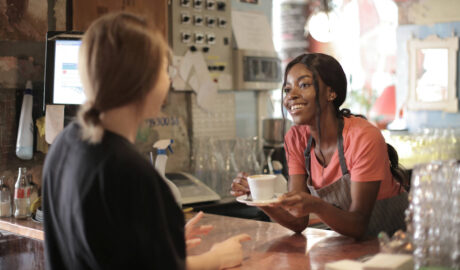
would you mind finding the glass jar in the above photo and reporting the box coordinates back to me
[0,176,12,218]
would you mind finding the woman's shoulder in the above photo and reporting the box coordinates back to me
[345,116,382,136]
[51,121,80,145]
[285,124,310,146]
[286,124,309,137]
[58,125,160,184]
[105,142,157,178]
[343,116,385,148]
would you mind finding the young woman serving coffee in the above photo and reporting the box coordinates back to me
[232,53,408,239]
[43,12,249,270]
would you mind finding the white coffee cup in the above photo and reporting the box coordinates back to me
[247,174,276,201]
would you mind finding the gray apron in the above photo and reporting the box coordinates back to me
[304,117,408,237]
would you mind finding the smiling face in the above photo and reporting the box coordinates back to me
[282,63,336,126]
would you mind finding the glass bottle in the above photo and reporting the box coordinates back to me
[14,167,31,219]
[0,176,12,218]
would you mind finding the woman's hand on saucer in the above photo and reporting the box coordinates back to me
[270,191,318,217]
[230,172,250,197]
[185,211,214,250]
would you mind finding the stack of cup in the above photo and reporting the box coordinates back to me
[408,160,460,269]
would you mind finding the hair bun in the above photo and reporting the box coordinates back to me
[78,104,104,144]
[83,106,101,125]
[87,107,101,117]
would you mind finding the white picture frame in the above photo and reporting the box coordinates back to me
[407,35,459,112]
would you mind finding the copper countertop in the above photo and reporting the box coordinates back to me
[0,213,378,269]
[186,213,379,270]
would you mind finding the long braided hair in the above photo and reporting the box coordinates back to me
[282,53,408,190]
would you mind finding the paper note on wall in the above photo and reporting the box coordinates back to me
[45,105,65,144]
[190,51,211,84]
[179,52,193,82]
[172,55,187,90]
[197,79,218,112]
[177,51,219,112]
[188,74,200,91]
[231,10,275,52]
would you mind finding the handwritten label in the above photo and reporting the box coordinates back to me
[147,117,180,127]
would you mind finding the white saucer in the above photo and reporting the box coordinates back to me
[236,193,282,206]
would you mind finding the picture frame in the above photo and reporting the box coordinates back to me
[407,35,459,112]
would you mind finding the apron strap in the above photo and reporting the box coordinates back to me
[304,136,313,177]
[304,117,349,177]
[337,117,349,175]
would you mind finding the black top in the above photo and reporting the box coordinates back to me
[42,122,185,270]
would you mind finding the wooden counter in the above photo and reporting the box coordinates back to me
[0,217,43,241]
[0,218,44,270]
[0,214,379,269]
[187,213,378,270]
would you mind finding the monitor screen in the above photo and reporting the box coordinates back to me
[44,32,85,110]
[53,40,85,104]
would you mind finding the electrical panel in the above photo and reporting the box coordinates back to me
[169,0,233,90]
[233,50,282,90]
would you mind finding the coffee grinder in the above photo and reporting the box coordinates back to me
[261,118,291,178]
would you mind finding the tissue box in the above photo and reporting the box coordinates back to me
[362,253,413,270]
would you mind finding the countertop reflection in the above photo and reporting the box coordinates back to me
[186,213,379,270]
[0,213,378,269]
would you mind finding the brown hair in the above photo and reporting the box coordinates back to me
[77,12,169,143]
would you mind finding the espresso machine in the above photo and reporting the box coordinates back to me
[261,118,292,178]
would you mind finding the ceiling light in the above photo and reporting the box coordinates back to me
[305,0,339,43]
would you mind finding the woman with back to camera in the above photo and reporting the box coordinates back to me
[231,53,408,239]
[42,12,249,270]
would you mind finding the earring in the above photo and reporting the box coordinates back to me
[329,92,336,101]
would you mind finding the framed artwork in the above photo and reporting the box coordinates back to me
[408,35,459,112]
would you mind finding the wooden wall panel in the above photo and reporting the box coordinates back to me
[72,0,168,37]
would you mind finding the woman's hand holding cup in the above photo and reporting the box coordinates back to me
[246,174,276,202]
[230,172,250,197]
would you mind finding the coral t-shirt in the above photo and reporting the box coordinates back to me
[284,116,401,200]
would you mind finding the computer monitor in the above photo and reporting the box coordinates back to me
[43,31,85,111]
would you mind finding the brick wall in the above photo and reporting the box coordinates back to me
[0,0,49,191]
[0,89,17,171]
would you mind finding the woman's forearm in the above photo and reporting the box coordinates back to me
[258,174,310,233]
[313,199,369,239]
[314,181,380,239]
[259,206,309,233]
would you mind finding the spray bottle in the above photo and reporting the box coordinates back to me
[153,139,182,207]
[16,80,34,160]
[272,160,288,193]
